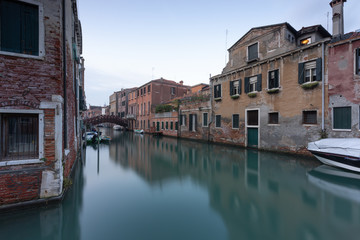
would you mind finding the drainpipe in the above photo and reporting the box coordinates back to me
[208,74,213,142]
[62,0,67,148]
[321,41,325,131]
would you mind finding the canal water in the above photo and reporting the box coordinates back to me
[1,129,360,240]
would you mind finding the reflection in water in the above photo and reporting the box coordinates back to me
[1,130,360,240]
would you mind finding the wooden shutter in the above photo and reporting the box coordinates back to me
[194,114,197,131]
[274,70,279,88]
[244,77,250,93]
[316,58,322,81]
[230,81,234,95]
[238,79,242,94]
[189,114,193,131]
[298,62,305,84]
[1,0,21,53]
[356,48,360,75]
[256,74,262,91]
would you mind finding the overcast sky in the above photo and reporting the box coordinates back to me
[78,0,360,106]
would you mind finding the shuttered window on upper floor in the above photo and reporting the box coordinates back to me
[230,79,241,96]
[0,0,39,56]
[298,58,322,84]
[248,43,258,62]
[245,74,262,93]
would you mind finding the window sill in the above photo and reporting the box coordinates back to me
[301,81,319,90]
[246,58,259,63]
[214,97,222,101]
[247,92,257,98]
[0,159,43,167]
[266,88,280,94]
[332,129,352,132]
[268,123,280,126]
[0,50,44,60]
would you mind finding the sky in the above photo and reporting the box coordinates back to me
[78,0,360,106]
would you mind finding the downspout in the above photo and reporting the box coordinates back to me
[208,74,213,142]
[62,0,67,148]
[321,41,325,131]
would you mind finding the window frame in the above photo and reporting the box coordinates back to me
[202,112,208,127]
[247,42,259,62]
[302,110,317,125]
[268,112,279,125]
[355,48,360,75]
[214,84,222,99]
[232,114,239,129]
[0,109,44,165]
[0,0,45,59]
[333,106,352,131]
[215,115,221,128]
[267,69,280,90]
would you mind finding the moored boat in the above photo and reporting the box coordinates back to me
[113,125,123,131]
[134,129,144,134]
[307,138,360,173]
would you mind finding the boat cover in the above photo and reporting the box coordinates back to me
[308,138,360,158]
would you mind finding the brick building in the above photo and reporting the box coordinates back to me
[210,22,331,154]
[0,0,84,206]
[326,0,360,138]
[127,78,190,131]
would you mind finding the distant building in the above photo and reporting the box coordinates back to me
[0,0,84,206]
[127,78,190,131]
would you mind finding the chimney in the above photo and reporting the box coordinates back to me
[330,0,346,37]
[179,80,183,85]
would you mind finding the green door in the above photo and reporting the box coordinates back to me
[156,122,160,131]
[247,127,258,148]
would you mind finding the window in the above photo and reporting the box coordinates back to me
[214,84,222,98]
[333,107,351,130]
[232,114,239,129]
[170,121,173,130]
[148,85,151,92]
[268,70,279,89]
[245,75,262,93]
[141,88,143,95]
[171,87,175,95]
[247,110,258,126]
[230,79,241,96]
[0,0,41,56]
[298,59,322,84]
[215,115,221,128]
[1,113,39,161]
[356,48,360,75]
[189,114,196,131]
[175,122,178,130]
[166,121,168,130]
[148,102,150,115]
[203,112,208,127]
[144,87,146,94]
[161,122,164,129]
[300,37,312,46]
[303,111,317,124]
[268,112,279,124]
[248,43,258,62]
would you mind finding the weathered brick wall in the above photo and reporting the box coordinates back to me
[0,168,42,205]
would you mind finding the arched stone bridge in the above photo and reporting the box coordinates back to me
[83,115,128,127]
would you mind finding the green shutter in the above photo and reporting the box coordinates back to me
[194,114,197,131]
[333,107,351,129]
[316,58,322,81]
[298,62,305,84]
[238,79,242,94]
[245,77,250,93]
[1,0,21,53]
[230,81,234,95]
[356,48,360,75]
[189,114,192,131]
[274,70,279,88]
[256,74,262,91]
[21,3,39,55]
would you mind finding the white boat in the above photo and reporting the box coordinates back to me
[307,138,360,173]
[134,129,144,134]
[113,125,123,131]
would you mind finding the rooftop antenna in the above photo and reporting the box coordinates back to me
[327,12,329,32]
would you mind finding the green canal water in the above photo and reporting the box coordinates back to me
[1,129,360,240]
